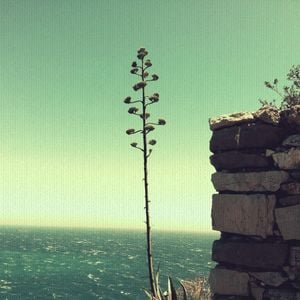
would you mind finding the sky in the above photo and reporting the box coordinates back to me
[0,0,299,232]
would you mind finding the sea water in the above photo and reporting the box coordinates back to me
[0,226,217,299]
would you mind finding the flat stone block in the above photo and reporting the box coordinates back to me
[290,246,300,267]
[209,112,255,131]
[275,205,300,240]
[212,171,289,192]
[278,195,300,207]
[254,105,280,126]
[290,171,300,180]
[209,268,249,296]
[210,123,286,152]
[283,134,300,147]
[282,105,300,130]
[272,147,300,169]
[212,194,276,237]
[264,289,297,300]
[212,240,288,270]
[210,151,271,171]
[213,296,249,300]
[249,283,264,300]
[249,272,288,287]
[281,182,300,195]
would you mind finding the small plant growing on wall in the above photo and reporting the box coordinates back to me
[260,64,300,109]
[123,47,166,298]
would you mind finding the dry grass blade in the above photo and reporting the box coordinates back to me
[177,277,212,300]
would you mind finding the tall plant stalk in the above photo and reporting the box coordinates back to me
[141,58,155,296]
[123,48,165,297]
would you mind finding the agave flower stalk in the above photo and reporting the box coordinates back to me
[141,55,155,296]
[123,48,166,297]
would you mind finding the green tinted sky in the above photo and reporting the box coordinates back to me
[0,0,299,232]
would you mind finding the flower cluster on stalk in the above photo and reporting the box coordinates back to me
[123,47,166,155]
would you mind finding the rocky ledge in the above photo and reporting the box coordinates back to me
[209,105,300,300]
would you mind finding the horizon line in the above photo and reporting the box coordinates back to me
[0,223,217,235]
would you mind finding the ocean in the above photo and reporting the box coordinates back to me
[0,226,217,299]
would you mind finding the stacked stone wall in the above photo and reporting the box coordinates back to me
[208,106,300,300]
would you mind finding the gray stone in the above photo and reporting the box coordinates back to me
[290,171,300,180]
[283,266,299,280]
[249,283,264,300]
[278,195,300,207]
[266,149,275,157]
[272,147,300,169]
[290,247,300,267]
[292,279,300,291]
[212,194,276,237]
[281,182,300,195]
[254,105,281,125]
[275,205,300,240]
[264,288,297,300]
[212,296,248,300]
[282,134,300,147]
[210,151,271,171]
[282,105,300,129]
[212,171,289,192]
[210,123,286,152]
[209,112,255,130]
[209,268,249,296]
[249,272,288,287]
[212,240,289,270]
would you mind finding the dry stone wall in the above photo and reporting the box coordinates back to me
[208,105,300,300]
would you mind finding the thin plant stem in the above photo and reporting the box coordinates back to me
[141,57,156,297]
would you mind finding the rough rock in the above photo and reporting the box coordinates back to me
[281,105,300,131]
[249,283,264,300]
[212,194,276,237]
[212,171,289,192]
[290,247,300,267]
[292,281,300,291]
[290,171,300,180]
[264,288,298,300]
[254,105,281,125]
[210,123,286,152]
[249,272,288,287]
[281,182,300,195]
[291,269,300,290]
[212,240,288,270]
[272,147,300,169]
[210,151,271,171]
[275,205,300,240]
[283,266,300,281]
[209,112,255,130]
[209,268,249,296]
[212,296,249,300]
[278,195,300,207]
[282,134,300,147]
[266,149,275,157]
